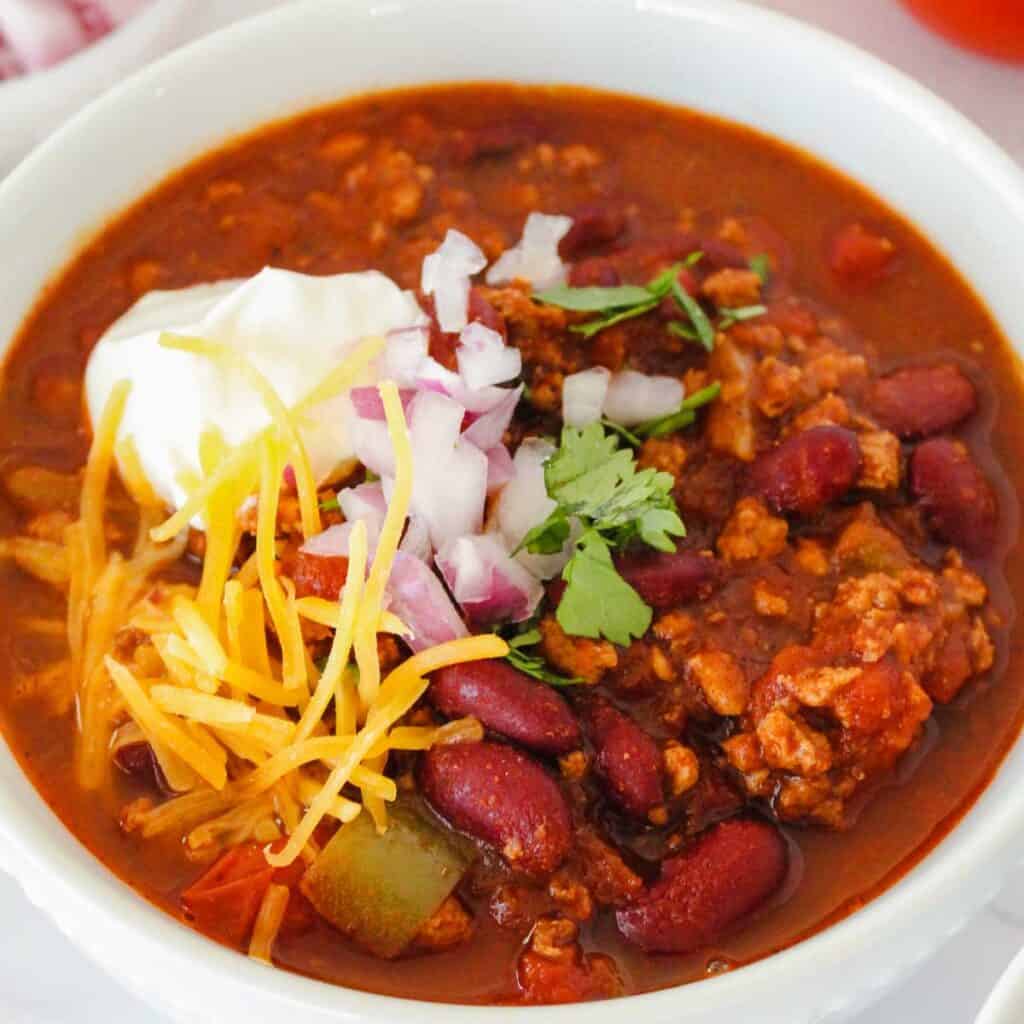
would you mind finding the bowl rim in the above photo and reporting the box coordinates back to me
[1,0,1024,1019]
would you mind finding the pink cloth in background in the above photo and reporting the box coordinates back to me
[0,0,149,77]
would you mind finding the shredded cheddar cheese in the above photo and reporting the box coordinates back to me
[52,352,513,872]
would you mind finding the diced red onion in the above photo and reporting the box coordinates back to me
[349,416,396,478]
[483,444,515,494]
[0,0,86,71]
[603,371,684,426]
[494,438,573,580]
[349,385,417,421]
[421,230,487,333]
[456,322,522,390]
[436,534,543,628]
[414,438,488,549]
[562,367,611,427]
[337,481,387,540]
[462,385,522,450]
[300,523,356,557]
[409,389,466,453]
[485,213,573,290]
[398,514,433,562]
[386,551,468,652]
[379,326,430,386]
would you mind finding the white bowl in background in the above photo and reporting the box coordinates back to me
[0,0,200,175]
[1,1,1024,1021]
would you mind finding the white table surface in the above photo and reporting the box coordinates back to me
[1,1,1023,1021]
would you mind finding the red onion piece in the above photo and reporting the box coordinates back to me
[484,444,515,494]
[462,385,522,450]
[386,551,468,651]
[421,230,487,333]
[604,371,684,426]
[456,322,522,390]
[562,367,610,427]
[486,213,574,290]
[436,534,543,628]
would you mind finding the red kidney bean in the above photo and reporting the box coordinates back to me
[749,426,862,515]
[292,551,349,600]
[559,204,627,260]
[450,119,540,162]
[421,741,571,877]
[614,550,718,610]
[568,258,622,287]
[697,236,748,270]
[828,221,896,286]
[113,740,156,779]
[430,659,581,755]
[910,438,997,554]
[615,818,788,953]
[871,362,977,438]
[580,697,663,818]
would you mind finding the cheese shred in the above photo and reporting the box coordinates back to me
[50,355,514,883]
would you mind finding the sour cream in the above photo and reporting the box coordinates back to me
[85,267,425,514]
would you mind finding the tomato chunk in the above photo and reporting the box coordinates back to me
[181,845,275,947]
[829,222,895,286]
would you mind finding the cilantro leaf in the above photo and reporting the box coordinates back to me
[534,257,704,341]
[718,304,767,330]
[504,627,583,686]
[749,252,771,283]
[556,532,652,646]
[671,278,715,351]
[534,283,652,311]
[571,299,659,338]
[319,495,340,512]
[521,423,687,645]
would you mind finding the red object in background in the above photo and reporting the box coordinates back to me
[901,0,1024,62]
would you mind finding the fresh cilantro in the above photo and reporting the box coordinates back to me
[671,277,715,351]
[600,418,643,448]
[571,299,659,339]
[504,628,583,687]
[718,304,767,330]
[533,283,653,311]
[534,255,712,345]
[749,252,771,284]
[557,531,652,645]
[636,382,722,439]
[319,495,340,512]
[667,320,700,343]
[519,422,686,645]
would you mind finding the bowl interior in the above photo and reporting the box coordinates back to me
[0,1,1023,1021]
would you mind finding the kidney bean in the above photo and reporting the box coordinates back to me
[828,221,895,286]
[614,550,719,610]
[558,204,627,260]
[430,659,581,755]
[909,438,997,554]
[580,697,663,818]
[749,426,862,515]
[292,550,349,600]
[870,362,977,438]
[421,741,571,877]
[615,818,788,953]
[568,258,621,287]
[450,119,540,162]
[113,740,156,779]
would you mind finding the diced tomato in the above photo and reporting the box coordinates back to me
[182,842,319,946]
[292,550,350,600]
[901,0,1024,62]
[181,845,275,947]
[828,222,896,287]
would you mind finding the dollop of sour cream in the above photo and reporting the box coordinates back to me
[85,267,425,513]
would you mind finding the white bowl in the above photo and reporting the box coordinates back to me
[978,945,1024,1024]
[1,1,1024,1021]
[0,0,200,175]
